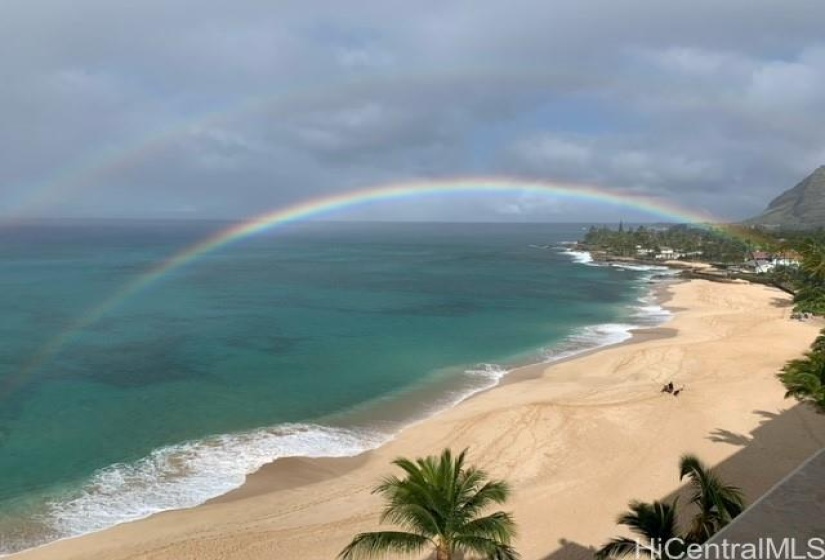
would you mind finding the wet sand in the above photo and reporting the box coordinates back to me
[13,280,825,560]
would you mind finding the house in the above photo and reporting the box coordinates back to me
[744,259,774,274]
[772,256,800,267]
[655,247,676,260]
[743,250,800,271]
[771,250,801,268]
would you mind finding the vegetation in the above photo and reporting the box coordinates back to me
[596,500,683,559]
[583,222,825,311]
[597,454,744,558]
[581,223,769,264]
[771,236,825,413]
[678,455,745,542]
[779,338,825,413]
[582,222,825,410]
[789,238,825,314]
[581,223,825,410]
[339,448,518,560]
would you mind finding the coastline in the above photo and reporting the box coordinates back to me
[11,278,825,559]
[214,283,681,506]
[0,253,673,555]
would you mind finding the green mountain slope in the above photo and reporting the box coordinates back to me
[746,166,825,228]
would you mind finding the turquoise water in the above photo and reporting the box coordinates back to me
[0,221,669,552]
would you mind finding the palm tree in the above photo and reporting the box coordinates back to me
[793,239,825,314]
[811,332,825,354]
[779,350,825,413]
[679,454,745,542]
[598,455,745,556]
[339,448,518,560]
[596,500,682,559]
[799,238,825,284]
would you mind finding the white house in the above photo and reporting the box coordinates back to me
[744,259,774,274]
[655,247,685,260]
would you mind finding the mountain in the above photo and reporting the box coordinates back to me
[746,166,825,228]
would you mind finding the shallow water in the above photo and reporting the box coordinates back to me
[0,221,670,553]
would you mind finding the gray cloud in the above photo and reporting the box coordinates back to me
[2,0,825,221]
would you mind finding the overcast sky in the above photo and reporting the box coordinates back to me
[2,0,824,222]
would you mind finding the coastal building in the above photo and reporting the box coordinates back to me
[742,250,801,273]
[772,256,800,267]
[744,259,774,274]
[771,250,802,268]
[655,247,682,260]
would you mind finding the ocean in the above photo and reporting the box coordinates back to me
[0,221,672,553]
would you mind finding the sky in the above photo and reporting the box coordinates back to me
[1,0,825,223]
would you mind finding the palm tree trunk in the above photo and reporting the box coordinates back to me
[436,543,451,560]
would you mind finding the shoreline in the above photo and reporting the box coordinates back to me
[1,258,677,556]
[214,282,681,506]
[11,278,825,560]
[2,265,676,555]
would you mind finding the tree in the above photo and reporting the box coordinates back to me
[679,454,745,542]
[598,455,745,557]
[799,238,825,283]
[596,500,683,559]
[793,239,825,314]
[339,448,518,560]
[779,350,825,413]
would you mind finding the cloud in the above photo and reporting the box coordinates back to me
[1,0,825,221]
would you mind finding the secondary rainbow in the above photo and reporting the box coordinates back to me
[8,177,722,397]
[4,68,578,222]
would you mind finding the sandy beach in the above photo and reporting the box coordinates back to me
[12,279,825,560]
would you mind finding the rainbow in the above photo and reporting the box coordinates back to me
[8,177,723,396]
[3,68,593,222]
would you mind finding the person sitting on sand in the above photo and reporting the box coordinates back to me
[661,381,674,393]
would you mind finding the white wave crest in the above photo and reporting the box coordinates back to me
[44,424,386,539]
[609,263,669,272]
[631,298,673,324]
[465,363,509,383]
[542,323,636,362]
[561,249,595,265]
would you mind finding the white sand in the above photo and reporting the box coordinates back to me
[13,280,825,560]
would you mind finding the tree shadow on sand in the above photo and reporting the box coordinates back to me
[536,403,825,560]
[707,428,751,447]
[768,297,794,309]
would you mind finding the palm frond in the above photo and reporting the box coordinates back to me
[679,454,745,542]
[341,448,518,559]
[338,531,432,560]
[452,535,521,560]
[778,352,825,412]
[458,511,517,543]
[379,501,440,537]
[617,500,679,541]
[459,479,511,518]
[596,537,640,559]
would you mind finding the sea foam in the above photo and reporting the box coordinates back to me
[542,250,677,362]
[560,248,595,265]
[43,424,386,540]
[22,244,677,553]
[541,323,637,362]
